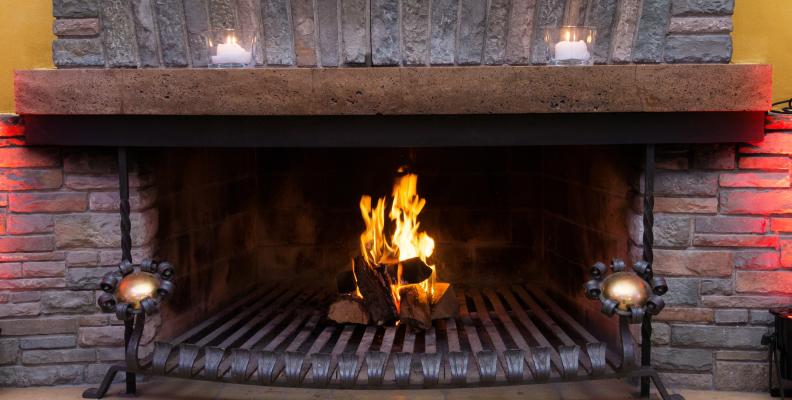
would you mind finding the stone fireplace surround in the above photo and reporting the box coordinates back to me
[0,0,783,393]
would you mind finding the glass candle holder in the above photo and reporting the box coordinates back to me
[207,29,258,68]
[543,26,596,66]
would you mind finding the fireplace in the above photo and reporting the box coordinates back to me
[0,0,781,396]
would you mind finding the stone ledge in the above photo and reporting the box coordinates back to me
[14,64,771,115]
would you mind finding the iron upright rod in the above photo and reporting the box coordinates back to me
[641,144,656,397]
[117,147,135,395]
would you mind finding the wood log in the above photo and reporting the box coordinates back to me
[353,256,398,325]
[328,294,370,325]
[399,257,433,284]
[430,282,459,320]
[399,285,432,331]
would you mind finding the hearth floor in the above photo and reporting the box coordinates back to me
[0,380,767,400]
[147,283,617,387]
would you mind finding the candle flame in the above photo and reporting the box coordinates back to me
[565,30,571,42]
[226,34,237,45]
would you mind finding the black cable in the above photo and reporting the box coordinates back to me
[773,97,792,114]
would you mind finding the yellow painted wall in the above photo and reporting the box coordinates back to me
[0,0,52,113]
[0,0,790,112]
[733,0,792,103]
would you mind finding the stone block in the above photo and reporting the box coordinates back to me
[652,347,712,371]
[79,314,110,327]
[733,250,780,270]
[654,171,718,196]
[672,0,734,16]
[183,0,210,67]
[66,251,98,267]
[53,18,100,36]
[782,239,792,267]
[316,0,340,67]
[401,0,429,65]
[96,347,125,361]
[89,187,157,211]
[291,0,318,66]
[690,144,735,169]
[131,0,160,67]
[654,197,717,213]
[720,171,790,188]
[339,0,368,65]
[0,262,22,279]
[19,335,77,350]
[52,38,104,67]
[0,303,40,318]
[669,16,733,34]
[6,214,55,235]
[23,261,66,278]
[0,278,65,290]
[653,214,691,247]
[654,306,715,322]
[693,234,778,248]
[663,278,699,306]
[66,266,115,290]
[100,0,138,67]
[703,295,792,309]
[0,236,56,253]
[53,0,99,17]
[714,361,767,391]
[665,34,732,63]
[484,0,512,65]
[11,291,42,303]
[610,0,640,63]
[429,0,460,64]
[0,339,17,365]
[208,0,236,29]
[773,219,792,234]
[79,326,125,347]
[0,317,77,336]
[54,210,158,249]
[716,350,767,361]
[741,132,792,155]
[154,0,190,67]
[750,310,774,325]
[632,0,671,63]
[371,0,401,65]
[457,0,487,65]
[714,309,749,324]
[736,271,792,294]
[694,216,767,234]
[0,148,58,168]
[700,279,732,295]
[504,0,537,64]
[671,325,768,348]
[8,192,87,213]
[21,348,95,364]
[237,0,265,65]
[739,156,790,170]
[659,372,713,389]
[530,0,565,64]
[652,322,670,345]
[263,0,296,65]
[584,0,618,63]
[84,363,124,384]
[0,364,84,386]
[41,291,95,314]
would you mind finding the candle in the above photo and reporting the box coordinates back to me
[554,30,590,61]
[211,35,252,66]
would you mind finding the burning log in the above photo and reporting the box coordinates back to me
[399,257,434,284]
[430,282,459,320]
[328,294,370,325]
[353,256,398,325]
[399,285,432,331]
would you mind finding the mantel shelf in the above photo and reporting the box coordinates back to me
[15,64,771,116]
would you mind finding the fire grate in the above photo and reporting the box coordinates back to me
[140,283,617,388]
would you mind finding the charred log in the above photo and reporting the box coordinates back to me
[328,294,370,325]
[399,285,432,331]
[353,256,398,325]
[399,257,433,285]
[336,270,357,295]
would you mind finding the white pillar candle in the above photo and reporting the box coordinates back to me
[211,39,252,65]
[554,39,590,61]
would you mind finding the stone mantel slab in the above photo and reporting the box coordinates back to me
[15,65,771,116]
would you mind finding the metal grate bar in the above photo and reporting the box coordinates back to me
[499,288,564,373]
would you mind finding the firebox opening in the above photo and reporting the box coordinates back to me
[149,145,641,348]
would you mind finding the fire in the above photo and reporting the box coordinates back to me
[359,173,436,296]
